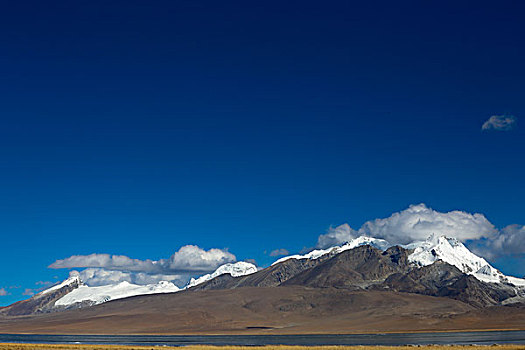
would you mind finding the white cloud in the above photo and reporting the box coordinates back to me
[317,223,358,249]
[0,288,7,296]
[482,115,517,131]
[316,203,525,261]
[473,224,525,259]
[496,224,525,255]
[317,204,497,247]
[77,268,187,287]
[49,245,237,287]
[269,248,289,257]
[358,204,497,244]
[168,245,236,272]
[78,268,132,286]
[49,254,161,273]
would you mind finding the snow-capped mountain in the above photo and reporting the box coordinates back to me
[274,234,525,287]
[55,280,180,307]
[50,261,257,308]
[186,261,257,288]
[40,273,82,296]
[272,236,391,265]
[0,273,81,316]
[5,233,523,315]
[405,235,524,287]
[405,234,517,285]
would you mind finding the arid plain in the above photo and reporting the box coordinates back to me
[1,287,524,335]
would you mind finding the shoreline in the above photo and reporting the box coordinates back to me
[1,328,525,336]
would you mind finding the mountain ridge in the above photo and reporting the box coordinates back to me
[2,234,524,317]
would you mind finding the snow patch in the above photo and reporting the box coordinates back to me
[272,236,391,265]
[52,261,258,307]
[406,234,509,284]
[55,280,179,306]
[39,273,81,296]
[186,261,257,288]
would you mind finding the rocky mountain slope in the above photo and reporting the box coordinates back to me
[0,275,81,316]
[2,234,524,318]
[0,261,257,316]
[193,244,522,308]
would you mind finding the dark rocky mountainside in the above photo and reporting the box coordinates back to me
[378,260,517,307]
[192,245,519,308]
[283,245,411,289]
[0,278,80,316]
[191,253,333,290]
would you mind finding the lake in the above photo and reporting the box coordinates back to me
[1,331,525,346]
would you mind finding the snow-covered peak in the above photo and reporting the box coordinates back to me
[39,273,82,296]
[406,234,506,283]
[272,235,392,265]
[186,261,257,288]
[51,262,257,307]
[271,233,525,287]
[55,280,180,307]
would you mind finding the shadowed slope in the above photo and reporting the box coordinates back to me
[283,246,411,289]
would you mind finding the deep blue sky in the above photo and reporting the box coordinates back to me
[1,1,524,305]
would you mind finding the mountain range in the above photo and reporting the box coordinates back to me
[1,234,524,334]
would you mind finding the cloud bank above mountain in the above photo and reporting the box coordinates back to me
[50,245,237,287]
[50,245,235,273]
[316,203,523,260]
[317,204,497,247]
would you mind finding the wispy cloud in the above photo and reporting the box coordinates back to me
[22,289,35,296]
[482,115,517,131]
[20,281,56,296]
[35,281,52,286]
[269,248,289,257]
[0,288,8,296]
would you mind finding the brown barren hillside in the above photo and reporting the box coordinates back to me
[0,286,524,335]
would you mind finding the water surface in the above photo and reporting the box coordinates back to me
[1,331,525,346]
